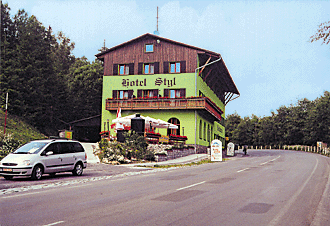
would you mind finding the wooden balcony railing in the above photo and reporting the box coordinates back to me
[106,97,223,120]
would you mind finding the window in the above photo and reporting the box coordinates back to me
[145,44,154,52]
[170,89,181,98]
[59,143,75,154]
[119,64,129,75]
[204,122,206,141]
[144,63,154,74]
[164,61,185,74]
[170,62,181,73]
[113,90,133,99]
[164,89,186,98]
[113,63,134,75]
[199,120,202,140]
[44,143,60,155]
[73,143,84,152]
[211,126,213,142]
[168,118,180,136]
[137,89,158,98]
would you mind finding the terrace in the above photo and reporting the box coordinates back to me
[106,97,223,121]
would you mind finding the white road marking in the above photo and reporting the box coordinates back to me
[260,155,281,165]
[237,168,250,173]
[177,181,206,191]
[43,221,64,226]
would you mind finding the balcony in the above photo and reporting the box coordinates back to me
[106,97,223,121]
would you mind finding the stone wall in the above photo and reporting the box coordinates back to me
[148,144,208,162]
[155,147,196,162]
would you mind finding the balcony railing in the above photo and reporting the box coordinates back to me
[106,97,223,120]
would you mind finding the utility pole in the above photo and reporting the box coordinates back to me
[4,93,8,134]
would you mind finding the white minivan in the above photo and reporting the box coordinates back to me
[0,139,87,180]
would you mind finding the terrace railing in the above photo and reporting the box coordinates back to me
[106,97,223,120]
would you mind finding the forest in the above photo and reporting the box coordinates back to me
[1,3,329,147]
[1,3,104,135]
[225,92,330,147]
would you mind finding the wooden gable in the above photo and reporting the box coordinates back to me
[96,33,220,76]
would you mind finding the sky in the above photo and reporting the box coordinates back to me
[4,0,330,118]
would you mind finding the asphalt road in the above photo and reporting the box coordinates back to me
[1,150,330,226]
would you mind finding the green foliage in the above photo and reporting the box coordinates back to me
[226,91,330,147]
[0,132,21,160]
[1,3,103,136]
[0,109,47,160]
[0,109,46,143]
[123,131,153,161]
[97,132,153,163]
[65,58,103,122]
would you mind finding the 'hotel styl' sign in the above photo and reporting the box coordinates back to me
[122,77,177,88]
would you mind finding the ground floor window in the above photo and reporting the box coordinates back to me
[168,118,180,136]
[199,120,202,139]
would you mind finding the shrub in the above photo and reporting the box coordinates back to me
[97,131,154,163]
[123,131,153,161]
[0,132,21,160]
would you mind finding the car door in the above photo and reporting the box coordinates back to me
[41,143,63,174]
[58,142,75,171]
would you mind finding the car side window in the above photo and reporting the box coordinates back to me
[43,143,60,155]
[59,143,74,154]
[73,143,84,152]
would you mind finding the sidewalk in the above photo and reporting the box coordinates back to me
[81,143,100,164]
[127,154,210,167]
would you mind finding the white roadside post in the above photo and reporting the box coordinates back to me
[227,142,235,157]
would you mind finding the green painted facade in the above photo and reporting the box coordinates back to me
[102,72,226,148]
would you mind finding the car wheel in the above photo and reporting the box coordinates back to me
[4,175,13,180]
[31,165,43,180]
[72,163,83,176]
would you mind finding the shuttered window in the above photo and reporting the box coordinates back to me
[113,90,133,99]
[113,64,118,75]
[137,89,159,98]
[164,88,186,98]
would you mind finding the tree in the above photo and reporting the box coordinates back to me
[52,31,75,75]
[0,6,73,135]
[65,58,103,122]
[305,91,330,145]
[310,21,330,45]
[225,112,242,143]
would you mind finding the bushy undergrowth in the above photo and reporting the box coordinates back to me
[0,132,21,160]
[97,131,154,163]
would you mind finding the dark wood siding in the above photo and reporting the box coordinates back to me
[154,62,159,74]
[129,63,134,75]
[138,63,143,75]
[113,64,118,75]
[163,61,169,74]
[102,37,204,76]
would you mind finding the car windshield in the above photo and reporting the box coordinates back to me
[13,142,48,154]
